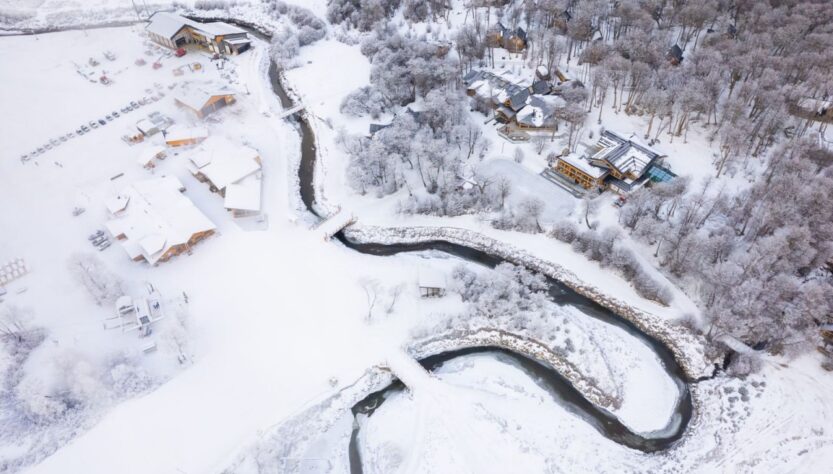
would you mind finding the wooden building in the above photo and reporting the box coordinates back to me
[145,12,251,55]
[552,130,665,193]
[174,86,236,119]
[165,126,209,147]
[104,176,216,265]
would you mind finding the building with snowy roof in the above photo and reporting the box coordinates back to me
[174,84,236,119]
[104,176,215,265]
[187,136,263,216]
[145,12,251,55]
[552,130,667,193]
[165,125,209,147]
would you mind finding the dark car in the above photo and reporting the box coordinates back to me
[98,119,107,126]
[130,101,139,108]
[105,114,113,121]
[112,111,120,118]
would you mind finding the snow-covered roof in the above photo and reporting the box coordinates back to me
[137,145,166,166]
[558,154,608,179]
[224,177,262,212]
[188,136,261,191]
[105,194,130,215]
[590,130,662,178]
[145,12,188,39]
[174,84,235,114]
[165,125,209,144]
[796,97,832,113]
[105,176,215,265]
[516,96,565,127]
[418,267,446,289]
[146,12,246,40]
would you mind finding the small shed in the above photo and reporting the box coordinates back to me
[137,145,167,169]
[418,268,446,298]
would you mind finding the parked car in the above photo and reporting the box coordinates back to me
[36,147,44,154]
[121,106,130,113]
[130,101,139,108]
[81,125,90,132]
[50,138,60,146]
[66,132,74,139]
[88,230,105,240]
[45,143,52,150]
[112,111,120,118]
[59,135,67,142]
[20,154,28,161]
[175,47,186,57]
[97,241,111,251]
[89,121,99,129]
[105,114,113,121]
[98,119,106,126]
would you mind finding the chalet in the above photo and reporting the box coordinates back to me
[552,130,667,193]
[418,268,446,298]
[186,136,263,216]
[790,97,833,123]
[174,84,236,119]
[137,145,167,169]
[515,96,566,131]
[145,12,251,55]
[487,22,528,53]
[667,44,684,65]
[104,176,215,265]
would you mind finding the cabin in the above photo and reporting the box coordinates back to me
[145,12,251,55]
[165,126,209,147]
[667,44,684,65]
[418,268,446,298]
[552,130,667,193]
[104,176,216,265]
[136,145,167,169]
[487,22,528,53]
[174,85,236,119]
[186,136,263,216]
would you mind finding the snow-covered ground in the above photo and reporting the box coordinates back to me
[0,25,462,472]
[2,4,832,474]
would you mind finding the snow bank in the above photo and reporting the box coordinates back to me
[343,225,716,380]
[409,328,618,410]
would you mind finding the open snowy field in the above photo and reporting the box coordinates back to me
[0,25,470,472]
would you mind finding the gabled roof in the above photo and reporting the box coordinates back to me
[146,12,188,39]
[105,176,215,265]
[508,89,530,111]
[188,136,261,191]
[145,12,246,40]
[591,130,662,177]
[175,83,235,113]
[530,80,551,95]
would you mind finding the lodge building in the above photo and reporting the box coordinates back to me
[146,12,251,55]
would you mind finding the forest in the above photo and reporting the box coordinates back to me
[328,0,833,366]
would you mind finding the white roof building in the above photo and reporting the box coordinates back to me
[104,176,215,265]
[137,145,167,168]
[165,125,209,146]
[174,83,236,118]
[224,178,262,214]
[187,136,261,191]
